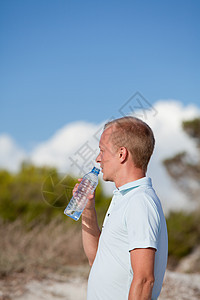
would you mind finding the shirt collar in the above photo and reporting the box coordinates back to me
[113,177,152,195]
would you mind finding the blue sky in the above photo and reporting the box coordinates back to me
[1,0,200,150]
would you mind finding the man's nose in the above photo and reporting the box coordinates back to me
[96,152,101,163]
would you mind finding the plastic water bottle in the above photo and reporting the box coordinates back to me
[64,167,100,221]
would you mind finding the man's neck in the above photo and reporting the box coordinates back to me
[114,167,146,188]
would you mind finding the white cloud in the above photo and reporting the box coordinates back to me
[146,100,199,160]
[30,121,101,172]
[144,100,200,213]
[0,100,200,214]
[0,134,26,172]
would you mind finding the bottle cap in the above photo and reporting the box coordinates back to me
[92,167,100,175]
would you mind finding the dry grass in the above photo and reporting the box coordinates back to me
[0,218,88,280]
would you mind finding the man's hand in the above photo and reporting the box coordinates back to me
[75,178,100,266]
[73,178,96,211]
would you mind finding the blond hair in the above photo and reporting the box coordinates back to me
[104,116,155,171]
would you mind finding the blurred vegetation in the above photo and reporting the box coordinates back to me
[163,117,200,269]
[166,210,200,267]
[182,117,200,146]
[0,163,111,278]
[0,163,111,226]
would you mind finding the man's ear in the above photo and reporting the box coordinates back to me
[119,147,128,163]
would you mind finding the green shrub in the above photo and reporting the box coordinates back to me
[166,210,200,261]
[0,163,111,227]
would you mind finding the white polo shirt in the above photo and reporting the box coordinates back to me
[87,177,168,300]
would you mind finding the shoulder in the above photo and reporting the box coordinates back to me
[127,184,160,209]
[124,186,161,227]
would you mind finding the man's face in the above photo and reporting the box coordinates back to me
[96,127,119,182]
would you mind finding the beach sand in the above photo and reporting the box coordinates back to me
[1,269,200,300]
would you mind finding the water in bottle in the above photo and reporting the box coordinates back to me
[64,167,100,221]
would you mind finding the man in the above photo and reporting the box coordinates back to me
[81,116,168,300]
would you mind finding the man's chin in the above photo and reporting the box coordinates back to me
[102,173,107,181]
[102,174,112,182]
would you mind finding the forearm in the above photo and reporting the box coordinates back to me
[82,207,101,266]
[128,277,154,300]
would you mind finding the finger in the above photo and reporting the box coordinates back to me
[88,189,96,199]
[73,183,79,193]
[88,194,94,200]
